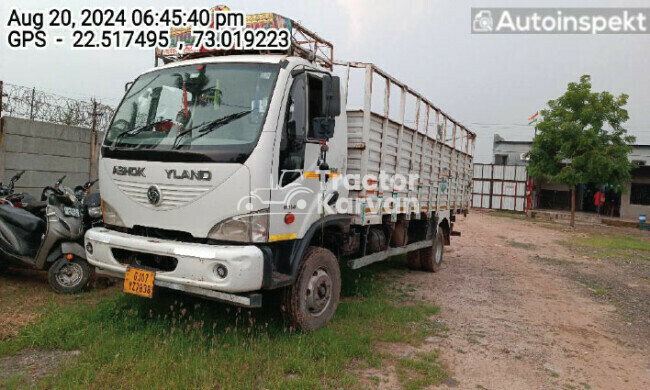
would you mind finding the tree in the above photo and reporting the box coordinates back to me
[528,75,635,227]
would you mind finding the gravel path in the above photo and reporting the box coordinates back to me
[406,212,650,390]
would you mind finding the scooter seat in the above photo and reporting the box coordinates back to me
[0,204,45,232]
[0,204,45,257]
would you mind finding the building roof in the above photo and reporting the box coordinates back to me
[492,133,650,165]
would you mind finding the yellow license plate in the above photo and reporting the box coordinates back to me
[123,268,155,298]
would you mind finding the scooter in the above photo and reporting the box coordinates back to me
[0,178,92,293]
[0,171,36,208]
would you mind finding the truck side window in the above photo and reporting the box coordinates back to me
[279,76,307,187]
[307,75,324,139]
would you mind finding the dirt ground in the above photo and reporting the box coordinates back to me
[2,211,650,389]
[399,211,650,390]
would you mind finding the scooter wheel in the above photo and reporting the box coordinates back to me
[48,257,90,294]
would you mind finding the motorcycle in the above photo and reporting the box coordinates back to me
[75,179,103,229]
[0,177,93,293]
[0,171,36,208]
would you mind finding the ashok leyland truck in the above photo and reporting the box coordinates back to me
[84,14,475,331]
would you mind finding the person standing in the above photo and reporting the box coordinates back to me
[594,189,605,215]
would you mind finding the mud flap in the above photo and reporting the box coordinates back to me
[60,242,86,260]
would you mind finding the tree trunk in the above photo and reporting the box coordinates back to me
[570,186,576,228]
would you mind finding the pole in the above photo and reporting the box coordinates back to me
[89,99,99,181]
[29,87,35,120]
[91,99,98,132]
[0,80,4,133]
[0,80,4,115]
[570,186,576,228]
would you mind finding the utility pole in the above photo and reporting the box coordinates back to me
[89,99,100,181]
[0,80,4,133]
[91,99,98,132]
[29,87,35,120]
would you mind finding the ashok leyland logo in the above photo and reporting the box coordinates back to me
[472,8,649,34]
[147,185,162,206]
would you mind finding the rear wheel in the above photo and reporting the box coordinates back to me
[407,251,421,270]
[284,247,341,332]
[48,257,91,294]
[420,229,445,272]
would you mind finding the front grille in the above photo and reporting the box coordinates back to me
[114,180,211,210]
[112,248,178,272]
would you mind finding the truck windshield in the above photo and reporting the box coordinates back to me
[104,63,279,155]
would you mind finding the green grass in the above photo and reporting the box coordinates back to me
[562,233,650,260]
[395,351,448,390]
[0,258,446,389]
[1,374,30,389]
[507,240,537,250]
[591,287,611,297]
[491,210,526,220]
[580,233,650,251]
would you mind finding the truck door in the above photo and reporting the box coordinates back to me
[268,72,327,241]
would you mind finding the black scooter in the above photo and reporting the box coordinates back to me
[0,178,92,293]
[0,171,36,208]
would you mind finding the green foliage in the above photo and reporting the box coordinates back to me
[528,75,635,187]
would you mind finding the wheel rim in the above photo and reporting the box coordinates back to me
[305,267,332,316]
[435,237,443,265]
[55,262,84,288]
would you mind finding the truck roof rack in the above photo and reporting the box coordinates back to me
[155,13,334,70]
[335,60,476,140]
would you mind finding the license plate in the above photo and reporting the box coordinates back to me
[123,268,155,298]
[63,206,80,218]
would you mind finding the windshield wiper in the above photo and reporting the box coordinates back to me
[110,119,174,150]
[172,110,252,150]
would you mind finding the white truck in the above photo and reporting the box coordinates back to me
[84,14,475,331]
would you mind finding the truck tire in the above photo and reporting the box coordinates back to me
[407,251,421,270]
[48,257,91,294]
[284,246,341,332]
[419,229,444,272]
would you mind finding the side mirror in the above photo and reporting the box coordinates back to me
[322,75,341,118]
[311,118,335,140]
[55,175,67,187]
[10,170,25,184]
[308,75,340,142]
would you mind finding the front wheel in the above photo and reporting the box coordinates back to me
[284,247,341,332]
[48,257,91,294]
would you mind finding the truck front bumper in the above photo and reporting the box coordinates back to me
[84,228,266,307]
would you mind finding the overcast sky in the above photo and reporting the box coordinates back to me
[1,0,649,163]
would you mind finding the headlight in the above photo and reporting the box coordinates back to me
[208,211,269,243]
[101,199,125,227]
[88,206,102,219]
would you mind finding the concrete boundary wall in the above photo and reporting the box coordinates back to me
[0,116,99,197]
